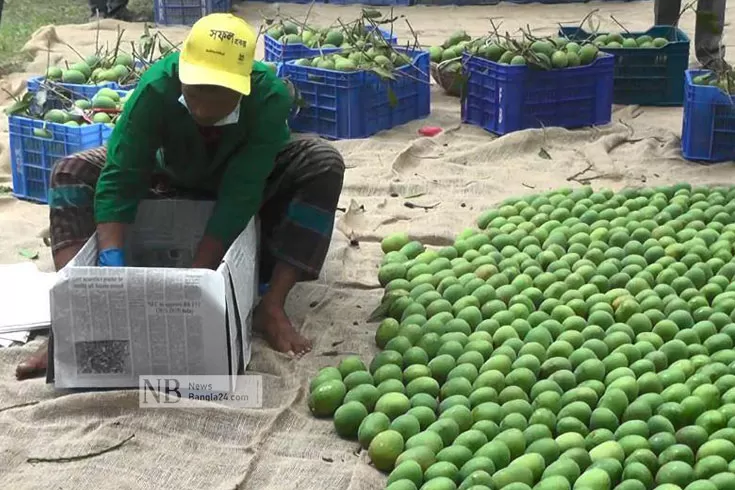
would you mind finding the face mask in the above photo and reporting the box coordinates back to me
[178,94,241,126]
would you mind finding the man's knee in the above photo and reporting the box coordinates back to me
[303,139,345,176]
[49,148,106,189]
[49,157,80,189]
[321,148,345,178]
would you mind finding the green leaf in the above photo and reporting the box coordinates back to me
[456,72,470,104]
[387,86,398,108]
[538,148,552,160]
[18,249,39,260]
[370,66,396,81]
[140,37,153,59]
[0,185,11,195]
[4,92,34,116]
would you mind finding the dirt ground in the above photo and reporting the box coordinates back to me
[0,2,734,489]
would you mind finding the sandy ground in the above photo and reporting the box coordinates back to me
[0,2,734,489]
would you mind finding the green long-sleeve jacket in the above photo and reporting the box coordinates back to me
[94,52,292,247]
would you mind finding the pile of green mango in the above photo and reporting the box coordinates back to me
[33,88,130,135]
[692,71,735,95]
[589,33,669,49]
[267,19,389,51]
[293,45,413,73]
[429,31,605,70]
[428,31,473,64]
[44,53,137,85]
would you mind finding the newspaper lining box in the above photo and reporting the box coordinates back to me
[50,199,258,390]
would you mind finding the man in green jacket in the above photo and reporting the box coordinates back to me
[16,13,345,379]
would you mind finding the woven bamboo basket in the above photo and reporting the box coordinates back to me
[430,58,464,97]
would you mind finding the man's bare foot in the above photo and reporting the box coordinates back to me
[253,302,312,357]
[16,340,49,380]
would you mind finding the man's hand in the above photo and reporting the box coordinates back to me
[98,248,125,266]
[192,235,226,270]
[97,222,127,267]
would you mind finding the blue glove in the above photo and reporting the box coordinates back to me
[98,248,125,267]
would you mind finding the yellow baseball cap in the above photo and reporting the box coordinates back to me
[179,13,257,95]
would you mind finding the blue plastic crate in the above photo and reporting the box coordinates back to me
[264,27,399,63]
[414,0,499,4]
[154,0,230,26]
[559,25,690,106]
[681,70,735,163]
[9,116,113,203]
[330,0,411,4]
[257,0,325,3]
[27,76,117,107]
[264,36,341,64]
[414,0,632,3]
[283,49,430,139]
[461,52,614,136]
[115,81,138,92]
[520,0,643,2]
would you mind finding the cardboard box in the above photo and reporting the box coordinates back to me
[50,199,258,389]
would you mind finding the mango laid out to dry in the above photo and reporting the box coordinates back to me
[308,182,735,490]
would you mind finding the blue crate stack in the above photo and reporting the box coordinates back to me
[9,117,114,203]
[461,52,615,136]
[283,49,431,139]
[682,70,735,164]
[154,0,231,26]
[264,27,399,63]
[559,26,690,106]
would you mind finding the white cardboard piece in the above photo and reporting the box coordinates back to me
[0,262,56,333]
[50,199,258,389]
